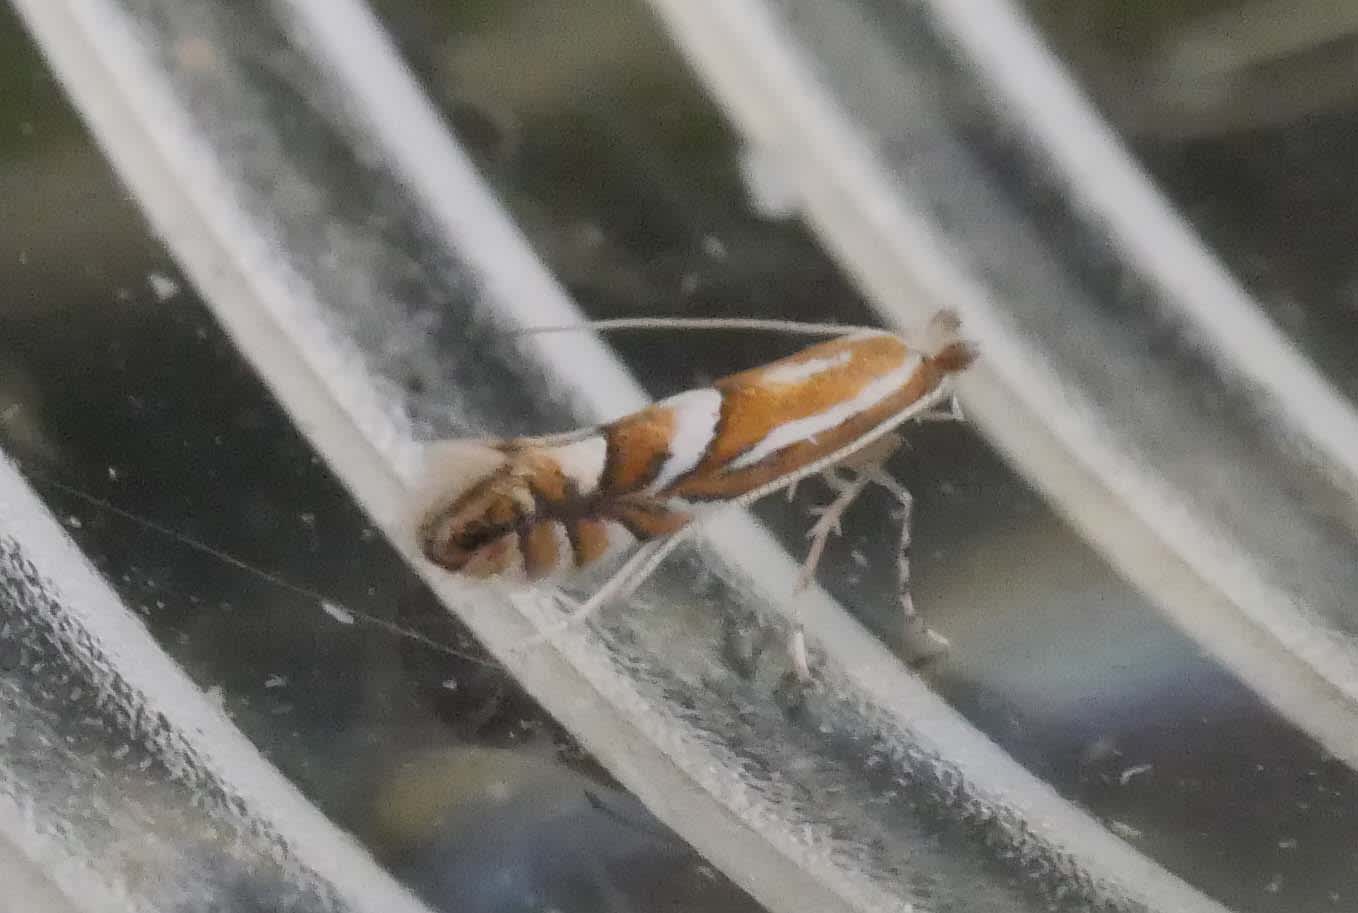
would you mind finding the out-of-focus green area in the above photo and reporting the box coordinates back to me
[0,9,77,158]
[1026,0,1243,52]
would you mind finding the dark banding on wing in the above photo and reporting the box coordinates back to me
[607,497,691,541]
[601,405,677,494]
[519,521,562,579]
[569,517,614,568]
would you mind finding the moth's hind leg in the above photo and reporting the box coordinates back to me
[786,433,907,682]
[859,466,950,664]
[790,432,950,680]
[786,468,875,681]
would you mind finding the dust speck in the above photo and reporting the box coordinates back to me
[1106,819,1141,840]
[1119,763,1152,786]
[320,600,355,625]
[148,272,181,301]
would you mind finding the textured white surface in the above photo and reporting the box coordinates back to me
[0,452,436,913]
[0,826,81,913]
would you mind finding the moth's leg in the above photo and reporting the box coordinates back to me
[797,433,907,590]
[916,393,965,423]
[785,435,906,682]
[795,470,872,592]
[780,470,872,681]
[861,465,950,663]
[948,393,965,423]
[515,536,676,647]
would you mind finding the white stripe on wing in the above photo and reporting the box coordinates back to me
[729,353,922,470]
[647,387,722,493]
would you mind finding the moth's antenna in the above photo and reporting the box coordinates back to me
[25,468,502,669]
[511,317,881,338]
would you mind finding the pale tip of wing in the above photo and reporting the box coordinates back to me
[649,388,722,493]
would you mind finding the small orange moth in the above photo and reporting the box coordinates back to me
[415,311,976,677]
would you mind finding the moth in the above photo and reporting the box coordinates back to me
[414,311,976,678]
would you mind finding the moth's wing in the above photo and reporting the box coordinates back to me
[602,494,693,542]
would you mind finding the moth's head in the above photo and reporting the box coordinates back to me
[921,309,978,375]
[413,441,534,578]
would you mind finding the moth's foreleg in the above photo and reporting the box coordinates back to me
[781,470,873,682]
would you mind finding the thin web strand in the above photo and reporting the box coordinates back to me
[27,469,501,669]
